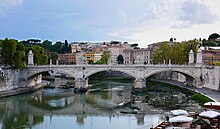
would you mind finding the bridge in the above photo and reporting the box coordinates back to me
[1,49,219,91]
[19,63,220,91]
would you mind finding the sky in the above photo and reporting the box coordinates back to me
[0,0,220,48]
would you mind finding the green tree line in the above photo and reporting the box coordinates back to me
[0,38,73,69]
[152,39,199,64]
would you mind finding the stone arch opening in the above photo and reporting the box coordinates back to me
[145,69,195,86]
[27,69,76,87]
[117,55,124,64]
[28,70,76,80]
[85,68,136,79]
[85,69,135,88]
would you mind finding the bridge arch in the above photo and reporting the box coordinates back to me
[145,68,195,79]
[28,69,77,80]
[84,68,136,79]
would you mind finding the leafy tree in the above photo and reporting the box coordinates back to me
[50,52,58,64]
[202,39,219,46]
[152,42,171,64]
[1,38,17,65]
[32,46,48,65]
[27,39,41,45]
[208,33,220,40]
[131,43,138,47]
[13,51,25,69]
[99,51,111,64]
[42,40,52,50]
[152,39,199,65]
[0,38,27,69]
[60,40,71,53]
[110,41,120,44]
[50,41,63,53]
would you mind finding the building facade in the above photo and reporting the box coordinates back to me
[203,48,220,65]
[124,48,151,64]
[58,53,76,64]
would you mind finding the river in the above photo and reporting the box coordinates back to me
[0,78,201,129]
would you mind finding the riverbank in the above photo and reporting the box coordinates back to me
[0,82,47,98]
[155,79,220,102]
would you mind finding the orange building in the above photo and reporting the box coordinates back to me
[58,53,76,64]
[203,49,220,65]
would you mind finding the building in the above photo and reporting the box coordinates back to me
[124,48,151,64]
[107,42,133,64]
[85,52,95,64]
[70,43,79,53]
[58,53,76,64]
[94,53,102,62]
[203,48,220,65]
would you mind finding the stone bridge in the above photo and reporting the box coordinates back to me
[19,64,220,90]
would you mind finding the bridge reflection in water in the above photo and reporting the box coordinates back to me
[0,80,167,129]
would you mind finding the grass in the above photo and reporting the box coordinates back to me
[191,93,214,105]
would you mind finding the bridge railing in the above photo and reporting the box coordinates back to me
[25,64,198,68]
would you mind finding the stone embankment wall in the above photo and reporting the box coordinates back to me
[202,66,220,90]
[152,67,220,91]
[0,67,43,91]
[0,67,20,91]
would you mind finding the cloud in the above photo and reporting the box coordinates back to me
[138,0,218,29]
[180,0,218,24]
[0,0,24,16]
[105,0,220,48]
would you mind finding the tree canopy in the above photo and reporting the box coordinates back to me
[208,33,220,40]
[152,39,199,64]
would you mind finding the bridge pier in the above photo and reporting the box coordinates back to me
[133,78,146,89]
[193,77,203,88]
[186,76,202,88]
[74,78,88,93]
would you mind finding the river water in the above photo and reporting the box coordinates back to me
[0,78,201,129]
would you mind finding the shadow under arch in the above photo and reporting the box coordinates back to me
[145,68,195,86]
[27,69,76,80]
[84,68,136,79]
[145,68,195,79]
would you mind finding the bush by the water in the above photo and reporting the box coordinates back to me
[191,93,214,105]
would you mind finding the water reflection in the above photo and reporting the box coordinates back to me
[0,79,200,129]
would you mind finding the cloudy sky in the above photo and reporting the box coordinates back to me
[0,0,220,48]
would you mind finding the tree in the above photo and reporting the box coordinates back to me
[32,46,48,65]
[152,39,199,65]
[1,38,17,65]
[152,42,171,64]
[0,38,27,69]
[13,51,25,69]
[60,40,71,53]
[27,39,41,44]
[110,41,120,44]
[208,33,220,40]
[99,51,111,64]
[131,43,138,47]
[50,52,58,64]
[50,41,63,53]
[41,40,52,50]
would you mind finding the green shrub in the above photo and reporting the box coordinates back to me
[191,93,214,105]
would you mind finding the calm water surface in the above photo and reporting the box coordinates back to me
[0,79,199,129]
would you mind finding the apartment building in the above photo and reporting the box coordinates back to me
[124,48,151,64]
[58,53,76,64]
